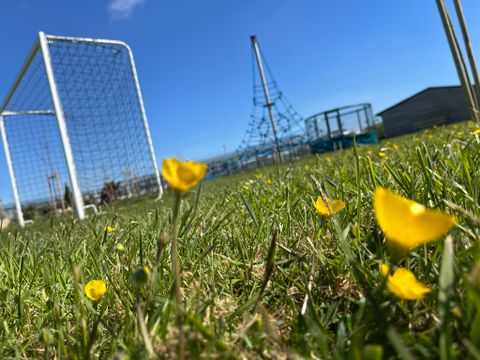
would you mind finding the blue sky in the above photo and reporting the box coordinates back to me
[1,0,479,204]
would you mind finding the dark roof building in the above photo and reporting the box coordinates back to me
[377,86,471,138]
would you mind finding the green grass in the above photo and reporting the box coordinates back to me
[1,121,480,359]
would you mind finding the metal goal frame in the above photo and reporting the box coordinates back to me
[0,32,162,226]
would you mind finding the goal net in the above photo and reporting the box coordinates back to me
[0,33,162,226]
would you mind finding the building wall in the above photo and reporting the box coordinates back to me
[380,87,471,138]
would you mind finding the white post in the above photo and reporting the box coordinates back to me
[38,32,85,220]
[123,43,163,197]
[0,115,24,227]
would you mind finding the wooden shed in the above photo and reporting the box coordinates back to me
[377,86,471,138]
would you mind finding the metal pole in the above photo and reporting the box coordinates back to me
[122,41,163,198]
[0,115,24,226]
[2,110,55,117]
[39,32,86,220]
[314,115,320,138]
[453,0,480,111]
[54,172,66,211]
[368,105,375,127]
[1,41,40,113]
[325,112,332,141]
[47,174,57,214]
[364,106,370,129]
[435,0,480,122]
[336,109,344,137]
[365,104,372,129]
[250,35,282,163]
[357,110,363,132]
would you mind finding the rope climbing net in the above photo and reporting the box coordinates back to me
[239,38,307,167]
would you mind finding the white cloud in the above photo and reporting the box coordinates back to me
[108,0,146,19]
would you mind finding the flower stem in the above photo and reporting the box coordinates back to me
[171,192,185,360]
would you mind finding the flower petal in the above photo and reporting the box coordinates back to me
[386,267,431,300]
[313,197,346,217]
[380,265,430,300]
[161,158,207,193]
[330,200,346,214]
[374,187,455,249]
[84,279,107,302]
[162,158,179,189]
[380,264,390,277]
[313,197,331,216]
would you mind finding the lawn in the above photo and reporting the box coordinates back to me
[1,121,480,359]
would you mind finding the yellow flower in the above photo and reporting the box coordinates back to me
[472,128,480,135]
[162,158,207,193]
[378,151,387,158]
[115,244,125,252]
[312,197,346,217]
[374,187,455,249]
[104,226,116,233]
[84,280,107,302]
[267,179,272,185]
[380,264,431,300]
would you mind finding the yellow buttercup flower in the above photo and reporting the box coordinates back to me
[162,158,207,193]
[84,279,107,302]
[104,226,116,233]
[380,264,431,300]
[312,197,346,217]
[374,187,455,249]
[378,151,387,158]
[472,128,480,135]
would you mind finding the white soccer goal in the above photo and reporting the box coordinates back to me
[0,32,163,226]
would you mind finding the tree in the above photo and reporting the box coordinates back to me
[64,185,73,208]
[101,181,119,204]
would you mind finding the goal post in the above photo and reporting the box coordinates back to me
[0,114,24,226]
[0,32,163,225]
[39,32,85,220]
